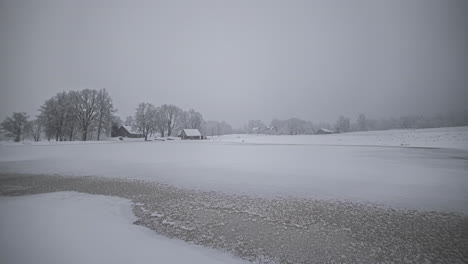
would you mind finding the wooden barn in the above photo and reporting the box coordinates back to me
[179,129,202,140]
[316,128,333,135]
[115,125,144,138]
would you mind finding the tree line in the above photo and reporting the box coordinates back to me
[124,103,204,141]
[2,89,468,141]
[243,112,468,135]
[1,89,237,142]
[1,89,115,142]
[123,103,234,140]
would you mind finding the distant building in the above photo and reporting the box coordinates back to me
[115,125,144,138]
[316,128,333,135]
[179,129,202,140]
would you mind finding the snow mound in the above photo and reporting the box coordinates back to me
[0,192,247,264]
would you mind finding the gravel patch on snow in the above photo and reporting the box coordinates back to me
[1,174,467,264]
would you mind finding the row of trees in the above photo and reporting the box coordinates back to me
[127,103,205,140]
[1,91,236,142]
[243,112,468,135]
[1,89,115,142]
[245,119,315,135]
[3,90,468,141]
[337,113,468,132]
[127,103,235,140]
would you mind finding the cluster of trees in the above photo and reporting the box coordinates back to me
[0,112,30,142]
[245,119,315,135]
[126,103,206,140]
[205,120,233,136]
[126,103,236,140]
[1,89,115,142]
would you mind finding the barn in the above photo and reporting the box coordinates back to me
[115,125,144,138]
[179,129,202,140]
[316,128,333,135]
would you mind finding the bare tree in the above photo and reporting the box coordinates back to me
[63,105,77,141]
[180,109,204,129]
[125,116,134,126]
[39,94,64,141]
[285,118,306,135]
[133,102,157,141]
[1,112,29,142]
[30,119,43,141]
[111,115,123,137]
[187,109,204,129]
[357,114,367,131]
[70,89,99,141]
[160,104,182,136]
[336,116,351,133]
[38,98,57,141]
[154,106,166,137]
[96,88,115,140]
[179,111,190,130]
[205,120,233,136]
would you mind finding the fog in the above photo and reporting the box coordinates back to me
[1,0,467,127]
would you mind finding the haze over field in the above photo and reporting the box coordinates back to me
[1,0,467,126]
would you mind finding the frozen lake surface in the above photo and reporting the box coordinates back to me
[1,127,467,213]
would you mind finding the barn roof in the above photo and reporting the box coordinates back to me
[181,129,201,137]
[121,125,140,135]
[317,128,333,133]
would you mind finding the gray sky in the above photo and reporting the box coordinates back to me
[1,0,467,127]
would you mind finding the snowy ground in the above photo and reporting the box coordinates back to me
[0,191,246,264]
[212,126,468,150]
[1,127,468,263]
[0,126,467,212]
[1,175,467,263]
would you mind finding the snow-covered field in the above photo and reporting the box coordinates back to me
[1,126,468,212]
[213,126,468,150]
[0,192,246,264]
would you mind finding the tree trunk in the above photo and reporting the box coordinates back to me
[97,115,103,141]
[82,128,87,141]
[167,121,172,136]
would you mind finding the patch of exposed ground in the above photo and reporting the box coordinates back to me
[1,173,467,264]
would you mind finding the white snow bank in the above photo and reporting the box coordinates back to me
[0,192,247,264]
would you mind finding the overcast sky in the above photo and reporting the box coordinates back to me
[1,0,467,127]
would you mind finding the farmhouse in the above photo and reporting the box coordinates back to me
[115,125,144,138]
[179,129,202,140]
[316,128,333,135]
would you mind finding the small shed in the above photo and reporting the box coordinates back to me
[115,125,144,138]
[316,128,333,135]
[179,129,202,140]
